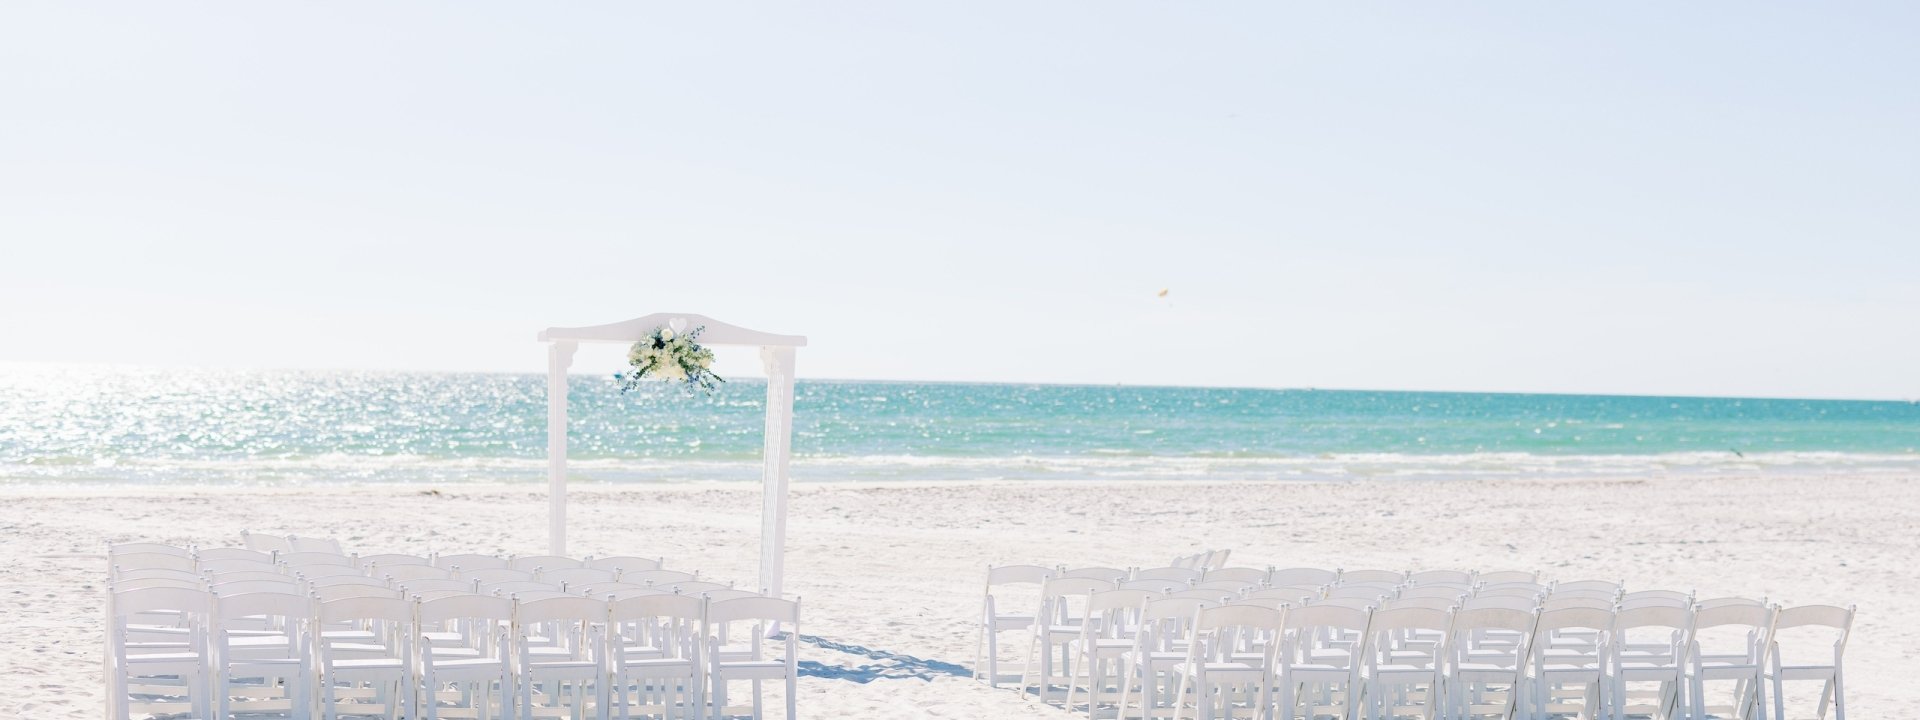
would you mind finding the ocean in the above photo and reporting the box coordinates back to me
[2,366,1916,485]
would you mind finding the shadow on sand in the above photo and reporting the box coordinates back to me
[794,634,973,684]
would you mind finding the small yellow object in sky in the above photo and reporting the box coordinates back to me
[1156,288,1169,298]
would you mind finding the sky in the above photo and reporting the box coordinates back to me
[1,3,1916,400]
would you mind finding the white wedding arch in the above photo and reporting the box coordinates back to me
[537,312,806,598]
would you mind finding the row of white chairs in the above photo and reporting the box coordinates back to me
[108,586,800,720]
[978,563,1853,720]
[109,538,800,720]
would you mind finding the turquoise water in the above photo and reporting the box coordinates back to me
[2,365,1916,484]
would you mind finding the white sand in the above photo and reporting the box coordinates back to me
[3,473,1913,719]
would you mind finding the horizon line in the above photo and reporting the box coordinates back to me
[4,360,1916,406]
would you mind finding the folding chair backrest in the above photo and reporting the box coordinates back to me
[1383,596,1458,612]
[586,555,665,573]
[1057,566,1129,583]
[1695,596,1767,611]
[110,542,191,557]
[397,578,475,595]
[419,594,513,658]
[1622,589,1692,605]
[1770,604,1854,664]
[113,552,197,575]
[1200,549,1232,571]
[1269,567,1339,587]
[313,584,402,601]
[434,553,508,571]
[1166,588,1237,602]
[610,593,705,660]
[459,568,534,584]
[115,567,204,583]
[1368,606,1452,667]
[1474,570,1538,585]
[1407,569,1474,586]
[1133,567,1204,583]
[198,558,280,575]
[241,531,293,553]
[1191,603,1285,662]
[1338,569,1407,585]
[353,553,431,568]
[1245,586,1320,604]
[667,580,732,594]
[1613,605,1691,658]
[1326,585,1396,602]
[1399,585,1470,601]
[622,569,698,586]
[985,564,1054,586]
[205,569,288,584]
[515,595,608,659]
[508,554,584,572]
[213,591,314,656]
[1203,567,1269,585]
[701,589,761,602]
[1121,579,1186,592]
[307,575,388,589]
[286,535,344,554]
[1691,603,1773,661]
[1281,603,1372,668]
[292,565,364,580]
[114,577,204,591]
[378,564,453,583]
[576,582,656,598]
[210,579,302,596]
[1308,596,1376,611]
[1083,588,1160,637]
[480,580,557,596]
[115,585,213,618]
[1534,606,1613,641]
[1553,579,1621,597]
[540,567,617,586]
[279,551,353,568]
[1543,595,1615,611]
[1462,595,1539,612]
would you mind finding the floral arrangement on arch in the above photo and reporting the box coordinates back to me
[617,325,723,395]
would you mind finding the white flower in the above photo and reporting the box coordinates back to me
[698,356,713,368]
[660,327,676,341]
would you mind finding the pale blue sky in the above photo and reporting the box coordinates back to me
[2,3,1915,399]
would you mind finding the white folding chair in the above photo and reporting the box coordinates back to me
[211,591,314,720]
[608,593,706,720]
[1024,576,1117,701]
[705,596,800,720]
[516,595,610,719]
[1607,605,1691,720]
[1362,605,1452,720]
[316,595,416,720]
[1765,604,1852,720]
[1524,606,1613,720]
[417,593,515,720]
[108,586,211,720]
[1065,588,1162,713]
[1684,602,1774,720]
[1273,603,1371,720]
[1172,604,1284,720]
[1117,596,1219,720]
[1445,606,1538,720]
[461,568,537,585]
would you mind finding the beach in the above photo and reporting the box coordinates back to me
[7,472,1914,719]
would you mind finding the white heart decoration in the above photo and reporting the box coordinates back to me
[668,317,689,335]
